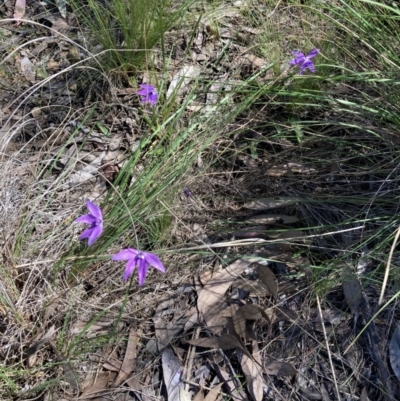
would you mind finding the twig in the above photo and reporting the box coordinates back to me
[316,295,341,401]
[379,225,400,305]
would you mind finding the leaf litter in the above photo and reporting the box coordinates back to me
[2,0,400,400]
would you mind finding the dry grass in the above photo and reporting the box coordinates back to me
[1,0,400,400]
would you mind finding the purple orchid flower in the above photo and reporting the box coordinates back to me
[74,200,103,246]
[137,84,158,106]
[111,248,165,285]
[183,188,191,198]
[290,49,320,74]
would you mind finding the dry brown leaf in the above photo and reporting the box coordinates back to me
[233,279,271,296]
[246,214,299,225]
[360,387,369,401]
[79,371,116,399]
[233,304,264,341]
[211,361,249,401]
[237,341,264,401]
[264,307,297,324]
[389,325,400,383]
[125,375,142,393]
[185,335,243,350]
[233,226,267,239]
[48,340,80,391]
[162,349,191,401]
[70,317,115,335]
[114,326,138,386]
[102,358,122,372]
[243,54,268,68]
[255,264,278,298]
[231,303,247,340]
[197,259,252,334]
[264,360,297,376]
[150,313,188,353]
[20,56,36,83]
[276,229,305,243]
[25,325,56,367]
[193,389,205,401]
[199,269,213,285]
[184,308,200,332]
[167,65,201,99]
[204,382,224,401]
[243,197,299,210]
[299,386,322,400]
[342,266,362,314]
[13,0,26,21]
[62,151,106,189]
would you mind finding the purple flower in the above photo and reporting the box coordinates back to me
[112,248,165,285]
[290,49,319,74]
[74,200,103,246]
[137,84,158,106]
[183,188,191,198]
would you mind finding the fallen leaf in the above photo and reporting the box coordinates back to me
[185,335,243,350]
[233,280,272,296]
[102,358,122,372]
[197,259,252,334]
[167,65,201,99]
[13,0,26,21]
[237,340,264,401]
[25,326,56,367]
[233,226,267,239]
[244,54,267,69]
[148,313,188,353]
[211,361,249,401]
[204,382,223,401]
[125,375,142,393]
[114,326,138,386]
[276,229,305,244]
[20,56,36,82]
[48,340,80,391]
[264,307,297,324]
[299,386,322,400]
[80,371,116,399]
[390,325,400,383]
[162,349,191,401]
[243,197,299,210]
[56,0,67,18]
[232,304,264,341]
[193,389,205,401]
[342,266,362,314]
[264,360,297,376]
[360,387,369,401]
[255,264,278,298]
[62,151,106,189]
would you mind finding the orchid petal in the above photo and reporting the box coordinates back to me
[112,248,139,260]
[79,227,93,240]
[88,224,103,246]
[137,258,149,286]
[144,252,165,273]
[86,200,102,221]
[307,48,320,58]
[75,214,96,224]
[123,258,137,281]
